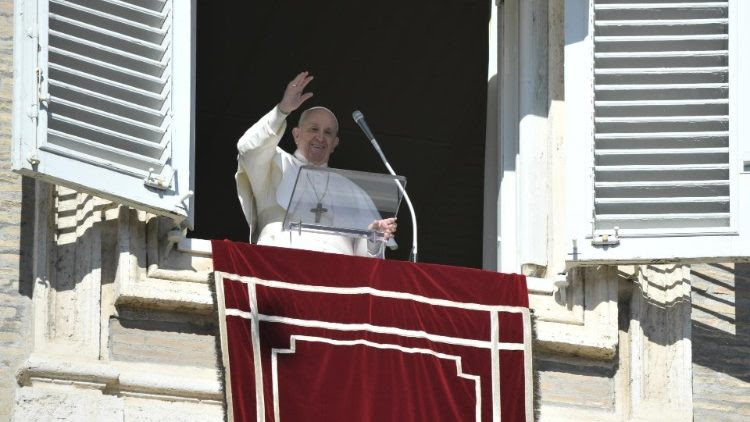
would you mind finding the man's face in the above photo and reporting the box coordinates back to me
[292,109,340,166]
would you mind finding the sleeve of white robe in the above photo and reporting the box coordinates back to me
[235,106,288,242]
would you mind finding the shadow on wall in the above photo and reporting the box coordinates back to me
[19,184,142,295]
[691,263,750,383]
[18,177,36,298]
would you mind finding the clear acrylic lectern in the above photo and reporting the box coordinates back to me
[283,165,405,243]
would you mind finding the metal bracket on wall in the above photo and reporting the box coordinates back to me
[592,226,620,246]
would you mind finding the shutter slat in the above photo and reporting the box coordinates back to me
[595,180,729,199]
[596,213,729,220]
[46,129,167,170]
[49,95,169,139]
[595,180,728,188]
[596,34,726,42]
[596,82,726,89]
[48,114,169,156]
[596,66,727,73]
[596,19,727,36]
[595,163,728,183]
[595,100,727,116]
[595,115,728,133]
[49,13,168,57]
[51,0,168,42]
[596,51,727,68]
[596,196,728,203]
[595,213,730,230]
[596,163,729,171]
[65,0,170,23]
[41,141,163,179]
[596,130,727,138]
[596,3,727,10]
[48,80,167,124]
[596,147,727,155]
[597,216,730,221]
[596,99,726,106]
[597,18,727,26]
[49,30,167,74]
[127,0,168,12]
[49,64,167,105]
[595,83,726,101]
[48,46,168,91]
[596,116,727,122]
[596,196,729,215]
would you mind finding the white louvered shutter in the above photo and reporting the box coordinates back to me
[565,0,750,263]
[12,0,194,223]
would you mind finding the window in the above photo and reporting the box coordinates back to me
[12,0,491,267]
[565,0,750,263]
[12,0,195,224]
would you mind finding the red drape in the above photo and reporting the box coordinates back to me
[213,240,530,422]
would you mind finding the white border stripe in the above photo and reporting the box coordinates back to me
[522,310,534,422]
[216,271,527,314]
[224,308,525,351]
[271,335,483,422]
[215,271,235,422]
[248,284,265,422]
[271,344,281,422]
[491,311,501,422]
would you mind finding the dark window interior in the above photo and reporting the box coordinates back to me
[193,0,490,268]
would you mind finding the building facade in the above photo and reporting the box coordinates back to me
[1,0,749,421]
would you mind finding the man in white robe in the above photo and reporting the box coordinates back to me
[235,71,397,257]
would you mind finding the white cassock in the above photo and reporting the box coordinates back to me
[235,106,384,257]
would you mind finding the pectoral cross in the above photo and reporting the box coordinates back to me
[310,202,328,223]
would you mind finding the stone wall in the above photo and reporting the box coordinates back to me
[12,189,223,421]
[691,263,750,421]
[0,1,34,420]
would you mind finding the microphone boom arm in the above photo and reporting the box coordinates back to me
[353,111,418,262]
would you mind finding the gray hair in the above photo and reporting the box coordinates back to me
[298,106,339,134]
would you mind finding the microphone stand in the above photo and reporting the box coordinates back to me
[354,112,418,262]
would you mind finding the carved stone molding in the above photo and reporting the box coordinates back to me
[529,266,620,359]
[19,184,224,419]
[17,354,222,402]
[116,211,215,313]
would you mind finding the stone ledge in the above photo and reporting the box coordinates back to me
[16,354,223,402]
[116,278,214,314]
[534,336,617,361]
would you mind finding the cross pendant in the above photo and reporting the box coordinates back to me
[310,202,328,223]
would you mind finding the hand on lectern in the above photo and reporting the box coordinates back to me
[369,218,398,240]
[279,71,315,114]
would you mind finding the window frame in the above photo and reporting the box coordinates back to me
[11,0,196,226]
[563,0,750,264]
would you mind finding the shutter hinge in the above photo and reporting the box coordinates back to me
[28,67,49,120]
[592,226,620,246]
[27,69,39,119]
[24,24,38,122]
[35,67,50,105]
[144,167,173,190]
[26,103,37,119]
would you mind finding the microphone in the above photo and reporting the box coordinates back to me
[352,110,375,141]
[352,110,419,262]
[352,111,389,175]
